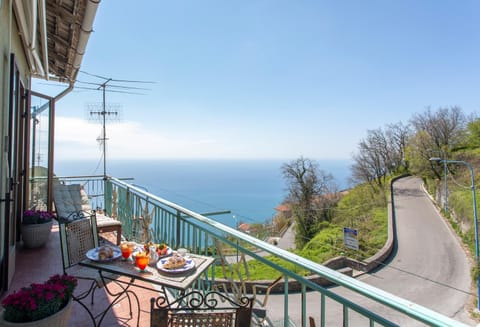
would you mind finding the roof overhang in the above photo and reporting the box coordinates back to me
[13,0,100,84]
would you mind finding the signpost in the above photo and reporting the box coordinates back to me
[343,227,359,250]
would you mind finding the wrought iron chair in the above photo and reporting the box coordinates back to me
[58,213,139,326]
[213,239,284,326]
[54,182,122,245]
[150,290,253,327]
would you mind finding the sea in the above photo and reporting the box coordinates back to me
[54,159,352,228]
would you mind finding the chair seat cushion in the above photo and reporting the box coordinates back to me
[53,184,92,221]
[96,214,122,227]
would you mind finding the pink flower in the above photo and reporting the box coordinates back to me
[1,274,77,323]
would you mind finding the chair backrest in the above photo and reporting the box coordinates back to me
[150,290,253,327]
[53,183,93,222]
[59,214,99,272]
[213,239,283,325]
[213,239,249,300]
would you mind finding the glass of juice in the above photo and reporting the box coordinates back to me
[135,252,150,271]
[120,242,133,260]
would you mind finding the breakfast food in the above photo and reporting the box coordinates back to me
[143,242,170,256]
[157,243,169,256]
[162,253,186,269]
[98,245,114,260]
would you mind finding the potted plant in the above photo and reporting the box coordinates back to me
[0,274,77,326]
[20,210,55,248]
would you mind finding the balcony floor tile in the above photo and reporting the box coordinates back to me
[1,223,159,327]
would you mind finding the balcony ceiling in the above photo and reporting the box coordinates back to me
[45,0,87,83]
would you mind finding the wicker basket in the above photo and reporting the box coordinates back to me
[20,220,53,248]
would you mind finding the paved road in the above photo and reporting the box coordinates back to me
[265,176,476,326]
[277,222,295,250]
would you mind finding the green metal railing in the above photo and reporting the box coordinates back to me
[57,175,469,327]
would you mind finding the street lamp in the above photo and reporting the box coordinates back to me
[430,152,448,213]
[430,157,479,310]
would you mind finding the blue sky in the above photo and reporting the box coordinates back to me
[34,1,480,161]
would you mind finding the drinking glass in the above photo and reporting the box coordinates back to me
[177,248,188,258]
[149,245,159,265]
[135,253,150,271]
[120,242,133,260]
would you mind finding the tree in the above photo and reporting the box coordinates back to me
[465,118,480,150]
[385,121,411,171]
[410,106,466,153]
[350,123,411,199]
[404,130,439,179]
[351,128,391,193]
[409,106,467,179]
[281,157,338,248]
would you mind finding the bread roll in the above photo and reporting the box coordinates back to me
[98,246,114,260]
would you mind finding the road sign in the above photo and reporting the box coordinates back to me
[343,227,359,250]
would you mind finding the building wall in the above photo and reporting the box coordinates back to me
[0,0,32,290]
[0,0,10,209]
[0,0,12,277]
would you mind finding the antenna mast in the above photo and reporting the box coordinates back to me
[87,79,121,180]
[101,79,110,180]
[80,71,154,179]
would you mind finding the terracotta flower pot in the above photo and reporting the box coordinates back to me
[20,220,53,248]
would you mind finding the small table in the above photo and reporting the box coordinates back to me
[79,253,215,326]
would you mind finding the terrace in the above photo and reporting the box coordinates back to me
[2,1,475,326]
[7,175,472,326]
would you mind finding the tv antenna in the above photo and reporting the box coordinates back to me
[79,71,155,179]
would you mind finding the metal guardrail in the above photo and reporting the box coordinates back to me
[57,175,469,327]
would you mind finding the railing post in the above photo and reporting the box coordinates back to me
[321,293,325,327]
[104,178,112,215]
[126,187,132,239]
[302,284,307,327]
[176,210,181,249]
[284,275,289,327]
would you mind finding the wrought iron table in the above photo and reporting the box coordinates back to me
[79,253,215,326]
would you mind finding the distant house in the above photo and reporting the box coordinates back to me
[275,190,348,220]
[237,223,251,233]
[275,203,292,219]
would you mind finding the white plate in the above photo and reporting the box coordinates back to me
[157,257,195,274]
[86,246,122,262]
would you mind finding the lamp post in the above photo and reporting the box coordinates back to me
[430,151,448,212]
[443,154,448,213]
[430,158,479,310]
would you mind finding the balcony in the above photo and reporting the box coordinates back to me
[7,175,472,326]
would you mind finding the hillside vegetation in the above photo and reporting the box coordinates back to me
[282,107,479,269]
[220,107,479,280]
